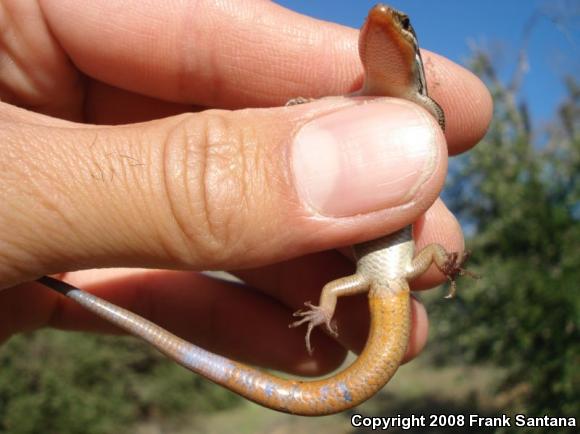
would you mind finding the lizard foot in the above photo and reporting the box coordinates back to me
[286,97,315,106]
[289,302,337,355]
[441,250,480,298]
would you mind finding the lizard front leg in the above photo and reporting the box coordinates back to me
[289,273,369,354]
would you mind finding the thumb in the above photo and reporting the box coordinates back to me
[0,98,446,287]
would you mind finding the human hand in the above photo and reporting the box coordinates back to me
[0,0,491,376]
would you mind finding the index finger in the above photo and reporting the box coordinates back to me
[40,0,491,151]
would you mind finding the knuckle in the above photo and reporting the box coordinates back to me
[161,112,257,266]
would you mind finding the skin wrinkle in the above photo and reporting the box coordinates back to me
[181,1,277,106]
[145,141,179,265]
[205,110,269,266]
[201,113,227,261]
[175,0,213,103]
[161,112,245,267]
[155,116,199,266]
[226,116,251,254]
[249,113,278,249]
[118,134,153,256]
[215,115,246,255]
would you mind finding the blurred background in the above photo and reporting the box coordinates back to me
[1,1,578,433]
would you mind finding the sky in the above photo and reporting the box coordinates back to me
[275,0,580,126]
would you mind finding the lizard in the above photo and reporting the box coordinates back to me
[36,4,474,416]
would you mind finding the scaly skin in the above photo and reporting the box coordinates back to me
[37,4,473,416]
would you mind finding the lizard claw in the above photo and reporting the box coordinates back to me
[289,301,337,355]
[442,251,480,298]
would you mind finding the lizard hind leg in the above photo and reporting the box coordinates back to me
[290,301,337,355]
[289,273,369,355]
[407,244,479,298]
[440,250,480,298]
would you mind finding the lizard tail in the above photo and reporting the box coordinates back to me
[38,277,410,416]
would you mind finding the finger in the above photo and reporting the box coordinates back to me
[38,0,359,108]
[38,0,491,148]
[1,97,447,288]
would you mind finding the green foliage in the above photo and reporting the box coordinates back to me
[430,53,580,420]
[0,330,240,434]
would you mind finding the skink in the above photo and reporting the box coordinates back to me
[37,4,473,416]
